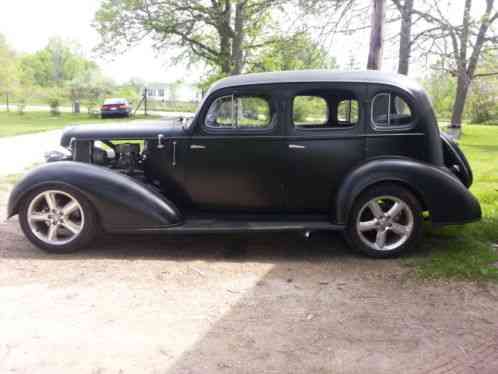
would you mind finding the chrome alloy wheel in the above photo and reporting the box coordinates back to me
[27,190,85,246]
[356,195,414,252]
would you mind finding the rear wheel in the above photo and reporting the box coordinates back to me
[19,186,98,253]
[345,184,423,258]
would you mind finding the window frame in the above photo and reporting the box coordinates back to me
[203,93,275,133]
[291,94,360,132]
[336,99,359,126]
[370,92,415,131]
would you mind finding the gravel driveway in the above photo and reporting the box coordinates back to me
[1,190,498,374]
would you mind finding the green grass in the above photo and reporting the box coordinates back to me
[0,111,159,138]
[408,125,498,281]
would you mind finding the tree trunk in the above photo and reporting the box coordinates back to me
[219,0,233,75]
[232,2,245,75]
[398,0,413,75]
[367,0,385,70]
[449,72,471,137]
[6,93,9,112]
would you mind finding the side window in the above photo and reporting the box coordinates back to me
[337,100,359,125]
[293,96,328,128]
[237,97,271,128]
[371,93,413,129]
[205,95,271,129]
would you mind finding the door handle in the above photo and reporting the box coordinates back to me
[172,141,177,167]
[190,145,206,150]
[289,144,306,149]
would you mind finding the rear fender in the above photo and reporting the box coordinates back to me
[335,158,481,225]
[7,162,183,232]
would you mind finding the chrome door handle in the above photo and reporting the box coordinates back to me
[289,144,306,149]
[190,145,206,150]
[172,141,177,167]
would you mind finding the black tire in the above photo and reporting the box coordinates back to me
[344,183,423,258]
[19,185,99,254]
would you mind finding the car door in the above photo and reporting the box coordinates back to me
[282,83,367,213]
[182,87,287,212]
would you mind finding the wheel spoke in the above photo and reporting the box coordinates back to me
[375,230,386,249]
[62,200,79,216]
[44,192,57,211]
[47,225,58,242]
[29,212,49,222]
[61,220,81,235]
[391,222,409,236]
[387,202,404,219]
[358,220,377,232]
[368,201,384,218]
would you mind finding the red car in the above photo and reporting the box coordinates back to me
[101,98,132,119]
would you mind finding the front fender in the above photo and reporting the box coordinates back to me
[335,158,481,225]
[8,162,183,231]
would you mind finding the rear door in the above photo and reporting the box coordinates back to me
[182,86,287,212]
[281,83,367,213]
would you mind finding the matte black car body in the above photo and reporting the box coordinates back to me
[8,71,481,254]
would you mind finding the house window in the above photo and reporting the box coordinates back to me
[205,95,271,129]
[158,89,165,97]
[371,93,414,129]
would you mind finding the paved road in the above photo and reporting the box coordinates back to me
[0,114,192,178]
[0,104,194,119]
[0,130,63,177]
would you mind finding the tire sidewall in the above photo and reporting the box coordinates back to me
[19,184,98,254]
[345,184,423,258]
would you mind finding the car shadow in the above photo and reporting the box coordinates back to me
[3,228,364,262]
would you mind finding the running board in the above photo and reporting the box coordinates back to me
[159,219,344,234]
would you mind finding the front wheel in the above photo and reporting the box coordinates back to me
[19,186,98,253]
[345,184,423,258]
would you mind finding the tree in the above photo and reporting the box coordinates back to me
[367,0,386,70]
[94,0,285,76]
[414,0,498,135]
[21,38,98,88]
[0,34,20,111]
[248,32,337,72]
[392,0,414,74]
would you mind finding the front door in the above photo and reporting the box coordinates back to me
[183,88,286,212]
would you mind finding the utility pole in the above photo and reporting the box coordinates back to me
[367,0,385,70]
[144,87,148,117]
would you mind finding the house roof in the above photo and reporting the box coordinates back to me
[208,70,423,94]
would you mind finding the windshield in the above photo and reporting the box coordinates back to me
[104,98,127,105]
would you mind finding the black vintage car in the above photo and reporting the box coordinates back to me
[7,71,481,257]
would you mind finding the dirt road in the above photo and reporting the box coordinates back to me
[1,190,497,373]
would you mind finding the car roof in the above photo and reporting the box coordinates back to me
[208,70,424,95]
[104,98,128,104]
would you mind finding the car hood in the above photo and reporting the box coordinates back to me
[60,120,186,147]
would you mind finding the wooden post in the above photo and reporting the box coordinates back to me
[367,0,385,70]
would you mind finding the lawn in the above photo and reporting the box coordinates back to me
[0,111,159,138]
[409,125,498,281]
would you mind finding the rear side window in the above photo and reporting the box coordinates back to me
[337,100,359,125]
[371,93,413,129]
[205,95,271,129]
[293,96,328,127]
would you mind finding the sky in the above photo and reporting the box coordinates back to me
[0,0,203,84]
[0,0,475,84]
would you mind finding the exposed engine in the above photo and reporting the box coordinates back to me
[46,139,147,177]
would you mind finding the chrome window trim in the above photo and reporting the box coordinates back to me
[371,92,415,132]
[205,94,272,130]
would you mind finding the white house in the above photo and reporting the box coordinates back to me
[146,82,202,102]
